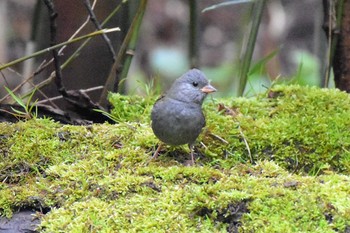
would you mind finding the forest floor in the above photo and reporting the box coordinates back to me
[0,84,350,232]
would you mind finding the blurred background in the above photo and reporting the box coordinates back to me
[0,0,328,101]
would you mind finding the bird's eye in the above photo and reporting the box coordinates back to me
[192,82,198,87]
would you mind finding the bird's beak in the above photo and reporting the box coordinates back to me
[201,84,217,93]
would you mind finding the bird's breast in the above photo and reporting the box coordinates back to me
[151,98,205,145]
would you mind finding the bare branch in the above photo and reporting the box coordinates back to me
[42,0,66,96]
[83,0,116,60]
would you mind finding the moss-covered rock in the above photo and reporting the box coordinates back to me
[0,85,349,232]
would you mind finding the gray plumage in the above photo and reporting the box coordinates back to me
[151,69,216,163]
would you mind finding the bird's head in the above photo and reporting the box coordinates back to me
[166,69,216,105]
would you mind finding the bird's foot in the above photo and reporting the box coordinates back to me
[186,148,195,166]
[184,159,195,166]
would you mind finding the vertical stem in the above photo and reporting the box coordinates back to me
[42,0,67,96]
[99,0,148,106]
[323,0,345,88]
[189,0,199,68]
[237,0,266,96]
[118,0,148,92]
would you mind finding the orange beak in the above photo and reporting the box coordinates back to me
[201,84,217,93]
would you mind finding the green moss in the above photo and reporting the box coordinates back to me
[204,85,350,174]
[108,93,153,123]
[0,85,350,232]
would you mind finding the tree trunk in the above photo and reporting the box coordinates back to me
[325,0,350,92]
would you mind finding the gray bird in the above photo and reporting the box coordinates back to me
[151,69,216,164]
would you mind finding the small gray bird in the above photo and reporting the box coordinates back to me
[151,69,216,164]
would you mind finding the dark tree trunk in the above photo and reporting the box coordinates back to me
[334,1,350,91]
[324,0,350,92]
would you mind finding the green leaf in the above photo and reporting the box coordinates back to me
[202,0,254,13]
[4,86,26,108]
[248,48,279,76]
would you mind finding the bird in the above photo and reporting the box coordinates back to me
[150,68,216,164]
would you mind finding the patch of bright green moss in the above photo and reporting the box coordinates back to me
[204,85,350,174]
[108,93,152,123]
[0,85,350,232]
[38,162,350,232]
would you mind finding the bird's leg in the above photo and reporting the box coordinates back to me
[152,143,163,160]
[189,144,195,165]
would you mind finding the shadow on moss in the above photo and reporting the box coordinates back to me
[195,200,250,233]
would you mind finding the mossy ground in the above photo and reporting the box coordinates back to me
[0,85,350,232]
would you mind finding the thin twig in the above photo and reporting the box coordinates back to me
[37,86,104,104]
[64,0,124,61]
[15,0,97,101]
[63,0,97,52]
[208,132,229,144]
[0,60,58,107]
[21,0,98,103]
[0,70,10,87]
[0,0,118,74]
[199,141,208,149]
[1,0,121,109]
[0,28,120,71]
[238,124,254,164]
[83,0,116,60]
[0,65,37,104]
[60,1,123,69]
[42,0,66,96]
[0,62,60,108]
